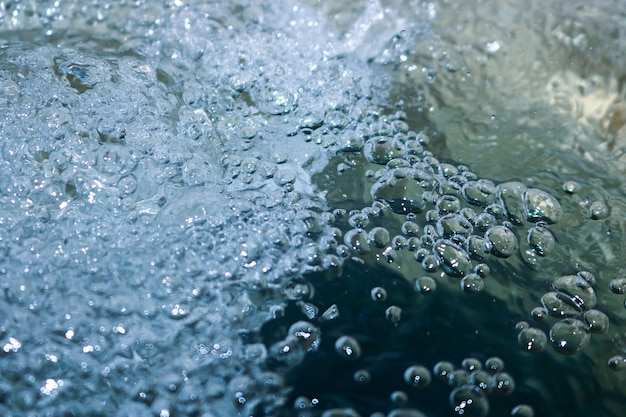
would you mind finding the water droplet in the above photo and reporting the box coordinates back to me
[517,327,547,352]
[589,200,609,220]
[549,318,590,355]
[404,365,432,388]
[449,385,490,417]
[484,226,518,258]
[511,404,535,417]
[524,188,562,224]
[583,309,609,334]
[335,336,362,361]
[415,276,437,294]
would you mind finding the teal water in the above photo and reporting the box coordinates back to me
[0,1,624,416]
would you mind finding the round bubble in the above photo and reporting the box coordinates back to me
[470,371,493,393]
[434,239,472,277]
[511,404,535,417]
[517,327,547,352]
[371,177,427,214]
[335,336,362,361]
[434,361,455,381]
[552,274,597,311]
[562,181,580,194]
[353,369,371,384]
[609,277,626,294]
[363,137,404,165]
[415,276,437,294]
[540,291,579,318]
[462,179,498,207]
[270,336,306,367]
[321,408,361,417]
[461,274,484,293]
[386,305,402,323]
[527,225,555,256]
[577,270,597,285]
[404,365,432,388]
[368,226,390,248]
[608,355,626,371]
[493,372,516,395]
[436,214,473,238]
[390,390,409,406]
[589,200,609,220]
[484,357,504,373]
[524,188,562,224]
[497,181,528,225]
[583,309,609,334]
[436,195,462,214]
[549,318,591,355]
[344,229,371,255]
[485,226,518,258]
[288,321,321,352]
[387,409,427,417]
[461,358,482,372]
[530,307,548,321]
[449,385,490,417]
[447,369,471,387]
[371,287,388,302]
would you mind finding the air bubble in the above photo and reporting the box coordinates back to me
[524,188,562,224]
[371,287,388,302]
[387,409,427,417]
[527,225,554,256]
[270,336,305,367]
[589,200,609,220]
[608,355,626,371]
[354,369,371,384]
[493,372,515,395]
[530,307,548,321]
[609,277,626,294]
[541,291,579,318]
[288,321,321,352]
[462,180,498,207]
[436,195,461,214]
[363,137,404,165]
[549,318,591,355]
[386,305,402,323]
[448,370,471,387]
[321,408,361,417]
[368,227,390,248]
[461,358,482,372]
[335,336,362,361]
[449,385,490,417]
[390,391,408,406]
[470,371,493,393]
[582,309,609,334]
[436,214,473,238]
[344,229,371,255]
[517,327,547,352]
[434,361,455,381]
[434,239,472,277]
[404,365,432,388]
[552,274,597,311]
[461,274,484,293]
[484,357,504,373]
[415,276,437,294]
[485,226,518,258]
[497,181,528,225]
[511,404,535,417]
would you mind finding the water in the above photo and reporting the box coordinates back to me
[0,0,625,416]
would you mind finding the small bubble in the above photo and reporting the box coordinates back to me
[474,263,490,278]
[404,365,432,388]
[609,277,626,294]
[589,200,609,220]
[583,309,609,334]
[461,274,484,294]
[470,370,493,393]
[449,385,490,417]
[608,355,626,371]
[530,307,548,321]
[562,181,580,194]
[390,390,408,406]
[448,369,471,388]
[371,287,388,302]
[344,229,371,254]
[517,327,547,352]
[354,369,371,384]
[485,226,518,258]
[335,336,362,361]
[577,271,596,285]
[549,318,590,355]
[386,305,402,323]
[527,225,554,256]
[511,404,534,417]
[415,276,437,294]
[461,358,482,372]
[493,372,515,395]
[484,357,504,373]
[434,361,455,381]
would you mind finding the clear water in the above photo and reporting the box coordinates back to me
[0,1,624,417]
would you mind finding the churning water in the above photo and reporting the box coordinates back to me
[0,0,624,416]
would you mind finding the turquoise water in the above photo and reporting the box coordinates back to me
[0,1,624,416]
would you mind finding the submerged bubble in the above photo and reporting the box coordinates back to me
[334,336,362,361]
[497,182,528,225]
[363,137,404,165]
[390,391,409,406]
[511,404,535,417]
[609,277,626,294]
[434,239,472,277]
[371,287,388,302]
[461,274,484,293]
[524,188,562,224]
[386,305,403,323]
[368,226,390,248]
[449,385,490,417]
[484,357,504,373]
[415,276,437,294]
[354,369,371,384]
[434,361,455,381]
[404,365,432,388]
[589,200,609,220]
[552,274,597,311]
[462,179,498,207]
[608,355,626,371]
[527,224,555,256]
[562,181,580,194]
[344,229,371,255]
[517,327,548,352]
[549,318,591,355]
[493,372,516,396]
[484,226,518,258]
[583,309,609,334]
